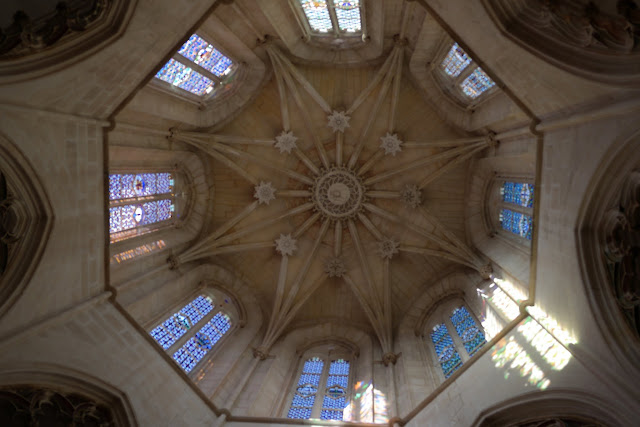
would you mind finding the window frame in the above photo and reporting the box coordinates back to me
[150,32,241,106]
[108,168,182,244]
[283,345,355,421]
[289,0,368,47]
[432,39,499,107]
[485,175,535,250]
[423,299,486,382]
[145,287,238,379]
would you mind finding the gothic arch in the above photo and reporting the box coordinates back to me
[471,389,626,426]
[0,364,138,426]
[481,0,640,87]
[576,126,640,378]
[0,0,137,83]
[0,132,53,319]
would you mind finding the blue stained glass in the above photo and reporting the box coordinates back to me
[441,43,472,77]
[300,0,333,33]
[335,1,361,33]
[182,304,204,325]
[298,374,322,386]
[328,359,349,375]
[109,172,173,201]
[120,174,136,199]
[177,34,235,78]
[460,67,496,99]
[322,395,346,410]
[326,375,348,388]
[155,58,215,96]
[321,410,343,420]
[173,347,198,372]
[288,407,312,419]
[502,182,534,208]
[302,358,324,374]
[500,208,533,240]
[292,393,316,407]
[450,307,486,356]
[431,323,462,378]
[150,326,174,350]
[109,199,173,234]
[192,295,214,317]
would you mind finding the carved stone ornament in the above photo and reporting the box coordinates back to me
[0,386,117,426]
[380,132,403,156]
[253,346,269,360]
[401,184,422,208]
[274,130,298,154]
[167,254,180,270]
[602,170,640,335]
[478,263,494,280]
[382,352,399,366]
[275,233,297,256]
[254,181,276,205]
[481,0,640,86]
[378,237,400,260]
[0,0,136,83]
[325,256,347,277]
[327,110,351,133]
[311,166,367,220]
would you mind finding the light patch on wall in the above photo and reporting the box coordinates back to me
[110,240,166,264]
[345,381,388,423]
[491,334,550,390]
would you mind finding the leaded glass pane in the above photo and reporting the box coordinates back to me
[320,359,350,420]
[460,67,496,98]
[155,58,215,96]
[441,43,472,77]
[502,182,534,208]
[335,1,361,33]
[300,0,333,33]
[109,199,173,233]
[500,208,533,240]
[178,34,235,77]
[172,311,233,373]
[149,296,214,349]
[288,357,325,419]
[450,306,486,356]
[430,323,462,378]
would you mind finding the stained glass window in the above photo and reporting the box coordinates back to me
[460,67,496,98]
[149,295,215,350]
[500,208,533,240]
[108,172,175,241]
[320,359,350,420]
[450,306,486,356]
[288,357,325,419]
[335,1,361,33]
[154,34,236,97]
[173,312,232,372]
[430,323,462,378]
[300,0,333,33]
[441,43,472,77]
[178,34,234,77]
[501,182,534,208]
[111,240,167,264]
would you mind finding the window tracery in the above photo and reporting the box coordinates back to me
[295,0,364,41]
[426,302,487,379]
[287,352,352,421]
[108,172,175,243]
[498,181,534,241]
[149,294,233,373]
[154,33,237,99]
[436,42,496,103]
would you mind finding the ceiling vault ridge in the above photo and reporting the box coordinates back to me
[167,37,494,354]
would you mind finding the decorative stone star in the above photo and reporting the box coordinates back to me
[274,130,298,154]
[327,110,351,133]
[401,184,422,208]
[275,233,297,257]
[378,237,400,260]
[380,132,403,156]
[254,181,276,205]
[325,256,347,277]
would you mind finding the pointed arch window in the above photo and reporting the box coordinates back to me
[149,294,233,373]
[427,303,487,379]
[154,33,237,100]
[437,42,496,103]
[108,172,175,243]
[295,1,364,40]
[499,181,534,240]
[287,355,352,420]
